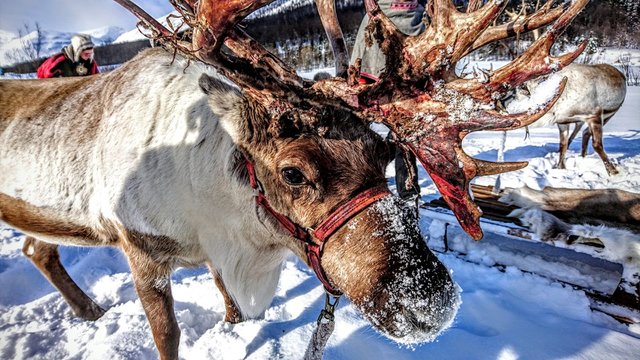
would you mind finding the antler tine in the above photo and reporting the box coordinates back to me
[359,0,505,81]
[315,0,350,78]
[485,38,585,98]
[114,0,174,39]
[191,0,276,60]
[222,27,308,92]
[473,158,529,177]
[114,0,276,62]
[403,0,506,78]
[470,0,562,52]
[170,0,196,15]
[462,77,567,136]
[466,0,484,13]
[447,0,587,103]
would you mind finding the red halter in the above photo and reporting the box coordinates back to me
[245,157,390,296]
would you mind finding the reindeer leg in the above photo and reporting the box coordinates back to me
[582,109,615,158]
[580,126,591,158]
[207,263,242,323]
[22,236,106,320]
[555,123,570,169]
[586,108,618,175]
[122,244,180,360]
[567,122,584,149]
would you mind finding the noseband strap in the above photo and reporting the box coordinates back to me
[245,157,390,296]
[307,185,389,296]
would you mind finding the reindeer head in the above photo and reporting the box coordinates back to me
[116,0,588,344]
[198,71,458,341]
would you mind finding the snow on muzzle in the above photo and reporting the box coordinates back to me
[319,194,460,343]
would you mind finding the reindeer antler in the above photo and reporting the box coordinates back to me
[114,0,589,240]
[314,0,588,239]
[316,0,350,77]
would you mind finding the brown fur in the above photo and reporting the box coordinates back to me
[22,237,106,320]
[245,108,390,227]
[321,200,454,336]
[537,187,640,225]
[0,77,93,118]
[121,240,180,360]
[0,193,114,246]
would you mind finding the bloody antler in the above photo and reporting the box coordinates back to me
[114,0,590,240]
[327,0,588,239]
[191,0,275,57]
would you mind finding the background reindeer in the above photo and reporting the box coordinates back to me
[498,1,626,176]
[0,0,589,358]
[511,63,627,175]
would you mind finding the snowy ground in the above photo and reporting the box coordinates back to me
[1,90,640,359]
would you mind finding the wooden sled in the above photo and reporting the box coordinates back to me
[421,185,640,324]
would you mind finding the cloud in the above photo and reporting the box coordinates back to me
[0,0,174,33]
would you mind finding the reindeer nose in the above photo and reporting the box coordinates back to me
[394,270,461,345]
[364,248,460,344]
[398,277,460,344]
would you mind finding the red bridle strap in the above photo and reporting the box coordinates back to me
[244,157,390,296]
[311,186,390,242]
[307,185,390,296]
[246,159,312,242]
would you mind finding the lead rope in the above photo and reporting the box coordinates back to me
[304,293,341,360]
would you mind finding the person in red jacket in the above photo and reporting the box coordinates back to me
[37,34,99,78]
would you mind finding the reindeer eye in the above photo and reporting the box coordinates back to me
[281,167,307,185]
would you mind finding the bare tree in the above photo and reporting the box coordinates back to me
[618,53,639,86]
[6,22,45,66]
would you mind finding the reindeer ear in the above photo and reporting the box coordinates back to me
[199,73,248,143]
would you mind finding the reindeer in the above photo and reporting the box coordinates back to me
[0,0,588,358]
[516,63,627,175]
[497,1,626,176]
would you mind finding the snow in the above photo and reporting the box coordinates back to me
[2,66,640,360]
[113,11,183,44]
[588,47,640,67]
[460,86,640,193]
[0,30,17,45]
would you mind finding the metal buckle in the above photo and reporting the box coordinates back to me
[317,293,341,325]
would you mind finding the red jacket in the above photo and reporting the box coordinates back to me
[37,53,99,79]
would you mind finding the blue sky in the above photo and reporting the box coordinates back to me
[0,0,174,33]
